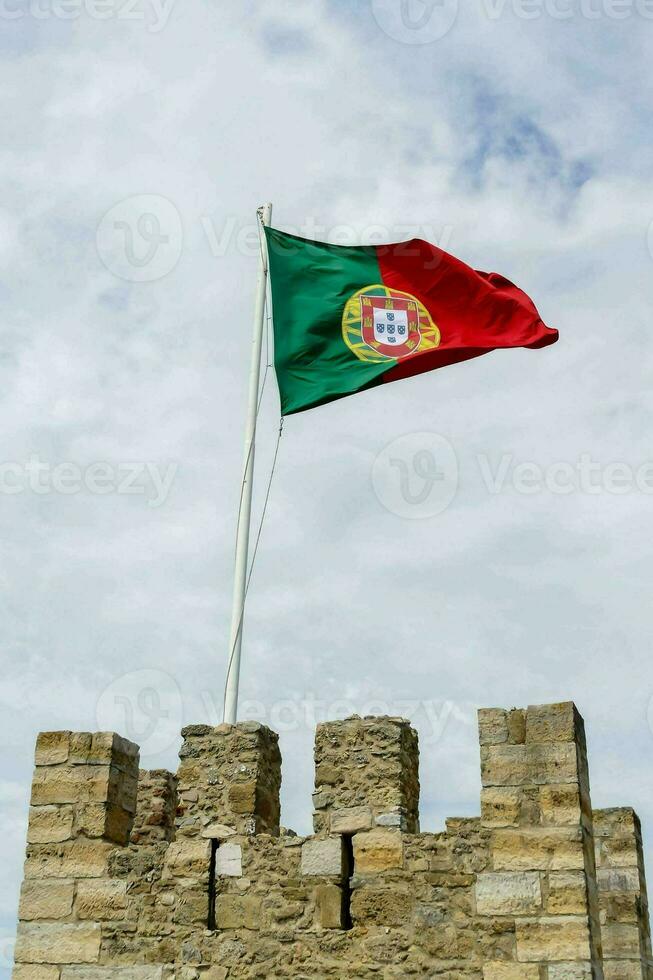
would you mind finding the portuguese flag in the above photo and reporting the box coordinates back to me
[265,227,558,416]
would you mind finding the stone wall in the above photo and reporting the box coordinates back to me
[12,703,653,980]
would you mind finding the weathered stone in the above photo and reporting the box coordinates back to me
[35,733,70,767]
[314,883,343,929]
[547,966,593,980]
[15,923,101,965]
[515,917,592,961]
[162,839,211,879]
[546,871,587,915]
[215,842,242,877]
[483,965,540,980]
[12,967,61,980]
[526,702,579,744]
[353,830,403,873]
[350,887,413,926]
[478,709,509,745]
[475,872,542,915]
[27,806,74,844]
[314,716,419,834]
[300,838,344,877]
[491,828,585,871]
[9,704,653,980]
[481,788,522,827]
[329,806,373,835]
[540,784,582,826]
[75,880,127,920]
[227,782,256,814]
[481,743,579,787]
[61,970,163,980]
[215,896,262,930]
[200,823,236,840]
[24,841,113,879]
[19,880,74,920]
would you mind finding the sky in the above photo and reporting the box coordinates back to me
[2,0,653,969]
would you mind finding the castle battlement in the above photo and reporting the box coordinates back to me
[12,702,653,979]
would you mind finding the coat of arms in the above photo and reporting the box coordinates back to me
[342,284,441,363]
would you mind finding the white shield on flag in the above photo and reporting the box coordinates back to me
[373,307,409,347]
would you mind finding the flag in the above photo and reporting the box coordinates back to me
[265,227,558,415]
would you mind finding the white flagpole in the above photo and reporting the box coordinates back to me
[224,202,273,725]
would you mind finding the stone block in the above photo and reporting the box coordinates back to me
[475,872,542,915]
[329,806,373,835]
[75,880,127,920]
[483,965,540,980]
[515,917,592,961]
[35,733,70,767]
[598,836,640,869]
[491,829,585,871]
[19,880,74,920]
[215,896,262,930]
[200,824,236,840]
[227,782,257,814]
[12,968,61,980]
[353,830,404,873]
[173,886,209,926]
[24,841,113,879]
[162,839,211,880]
[481,743,579,788]
[300,838,344,877]
[314,884,344,929]
[215,842,242,877]
[539,784,583,826]
[597,868,640,893]
[27,807,74,844]
[481,788,522,827]
[61,969,164,980]
[545,871,588,915]
[603,964,645,980]
[547,966,593,980]
[15,923,101,965]
[30,767,111,807]
[478,709,509,745]
[75,803,134,844]
[374,810,405,829]
[601,922,641,957]
[525,702,579,743]
[350,887,413,926]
